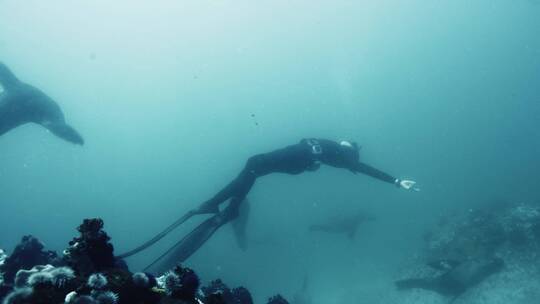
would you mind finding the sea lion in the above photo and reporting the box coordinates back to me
[309,211,375,239]
[0,62,84,145]
[395,257,504,298]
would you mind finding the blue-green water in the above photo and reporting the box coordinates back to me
[1,1,539,302]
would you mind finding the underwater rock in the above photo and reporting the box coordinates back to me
[50,267,77,289]
[0,249,6,267]
[200,279,253,304]
[266,295,289,304]
[5,264,79,303]
[157,265,199,301]
[71,295,97,304]
[0,285,10,303]
[0,250,5,299]
[27,270,54,287]
[91,290,119,304]
[201,279,234,303]
[2,287,32,304]
[131,272,156,289]
[501,203,540,247]
[14,265,53,288]
[0,235,58,283]
[0,218,271,304]
[14,264,76,291]
[87,273,108,290]
[63,219,117,276]
[425,202,540,264]
[396,201,540,303]
[231,287,253,304]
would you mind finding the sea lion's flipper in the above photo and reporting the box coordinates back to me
[144,211,229,274]
[0,62,20,90]
[42,122,84,145]
[231,197,250,251]
[395,278,435,291]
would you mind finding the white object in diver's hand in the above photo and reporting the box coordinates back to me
[395,179,420,192]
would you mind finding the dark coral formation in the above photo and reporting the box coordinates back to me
[200,279,254,304]
[0,235,58,283]
[266,294,290,304]
[63,218,117,276]
[0,218,278,304]
[163,265,200,301]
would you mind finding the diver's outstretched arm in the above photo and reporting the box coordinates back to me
[353,162,420,191]
[352,162,396,183]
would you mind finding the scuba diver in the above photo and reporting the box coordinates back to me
[0,62,84,145]
[119,138,419,273]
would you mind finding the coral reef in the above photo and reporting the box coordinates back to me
[87,273,108,290]
[0,235,58,283]
[199,279,254,304]
[266,295,289,304]
[3,264,78,304]
[0,218,274,304]
[0,249,6,267]
[131,272,156,289]
[63,219,117,276]
[2,287,32,304]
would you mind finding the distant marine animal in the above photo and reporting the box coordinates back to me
[309,211,375,239]
[0,62,84,145]
[395,257,504,299]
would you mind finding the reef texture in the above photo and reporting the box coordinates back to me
[0,218,286,304]
[389,201,540,304]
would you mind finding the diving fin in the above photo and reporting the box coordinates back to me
[231,198,250,251]
[144,212,228,274]
[117,209,198,259]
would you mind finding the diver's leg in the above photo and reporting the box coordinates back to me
[119,158,257,259]
[42,121,84,145]
[197,155,261,213]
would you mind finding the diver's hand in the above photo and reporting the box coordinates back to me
[395,179,420,192]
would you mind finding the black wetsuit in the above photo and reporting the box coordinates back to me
[122,138,401,269]
[200,138,397,219]
[0,62,84,145]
